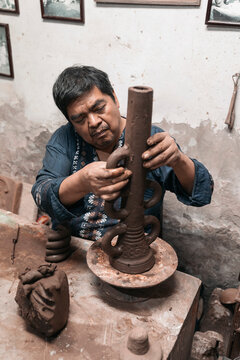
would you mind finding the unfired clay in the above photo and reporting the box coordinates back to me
[101,86,162,274]
[15,264,69,337]
[45,225,72,263]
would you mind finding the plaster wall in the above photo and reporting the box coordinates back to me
[0,0,239,295]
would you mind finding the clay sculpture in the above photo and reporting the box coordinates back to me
[101,86,162,274]
[15,264,69,337]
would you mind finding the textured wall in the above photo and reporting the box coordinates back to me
[158,119,240,297]
[0,95,51,183]
[0,0,239,296]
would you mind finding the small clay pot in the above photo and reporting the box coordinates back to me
[120,326,163,360]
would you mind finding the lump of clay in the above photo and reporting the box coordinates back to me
[45,225,72,263]
[15,264,69,337]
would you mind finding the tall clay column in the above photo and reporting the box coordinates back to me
[123,86,154,228]
[101,86,162,274]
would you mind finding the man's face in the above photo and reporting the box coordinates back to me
[67,86,125,153]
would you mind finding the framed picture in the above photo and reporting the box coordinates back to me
[0,0,19,14]
[205,0,240,27]
[0,24,14,78]
[40,0,84,23]
[95,0,200,5]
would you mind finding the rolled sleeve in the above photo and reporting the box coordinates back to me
[32,176,78,223]
[188,159,214,206]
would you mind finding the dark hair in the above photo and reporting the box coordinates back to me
[52,65,115,119]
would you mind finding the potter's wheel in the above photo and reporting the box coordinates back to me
[86,237,178,289]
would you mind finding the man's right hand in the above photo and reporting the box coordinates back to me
[59,161,132,206]
[82,162,132,201]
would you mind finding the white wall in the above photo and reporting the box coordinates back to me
[1,0,240,131]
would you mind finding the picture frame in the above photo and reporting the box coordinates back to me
[40,0,84,23]
[0,0,19,14]
[95,0,200,5]
[205,0,240,27]
[0,23,14,78]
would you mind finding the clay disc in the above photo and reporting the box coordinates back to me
[86,237,178,289]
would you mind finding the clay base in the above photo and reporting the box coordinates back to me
[87,237,178,288]
[110,247,155,274]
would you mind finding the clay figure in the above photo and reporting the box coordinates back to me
[15,264,69,337]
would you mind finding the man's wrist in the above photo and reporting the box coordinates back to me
[171,152,190,172]
[59,168,89,206]
[171,153,195,195]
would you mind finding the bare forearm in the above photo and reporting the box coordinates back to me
[59,168,89,206]
[172,153,195,195]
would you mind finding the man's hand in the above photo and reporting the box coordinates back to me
[142,132,181,170]
[82,162,132,201]
[59,161,131,206]
[142,132,195,195]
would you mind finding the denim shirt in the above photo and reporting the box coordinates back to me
[32,123,213,240]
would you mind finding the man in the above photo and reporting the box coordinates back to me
[32,65,213,241]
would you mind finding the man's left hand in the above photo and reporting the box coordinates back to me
[142,132,181,170]
[142,131,195,195]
